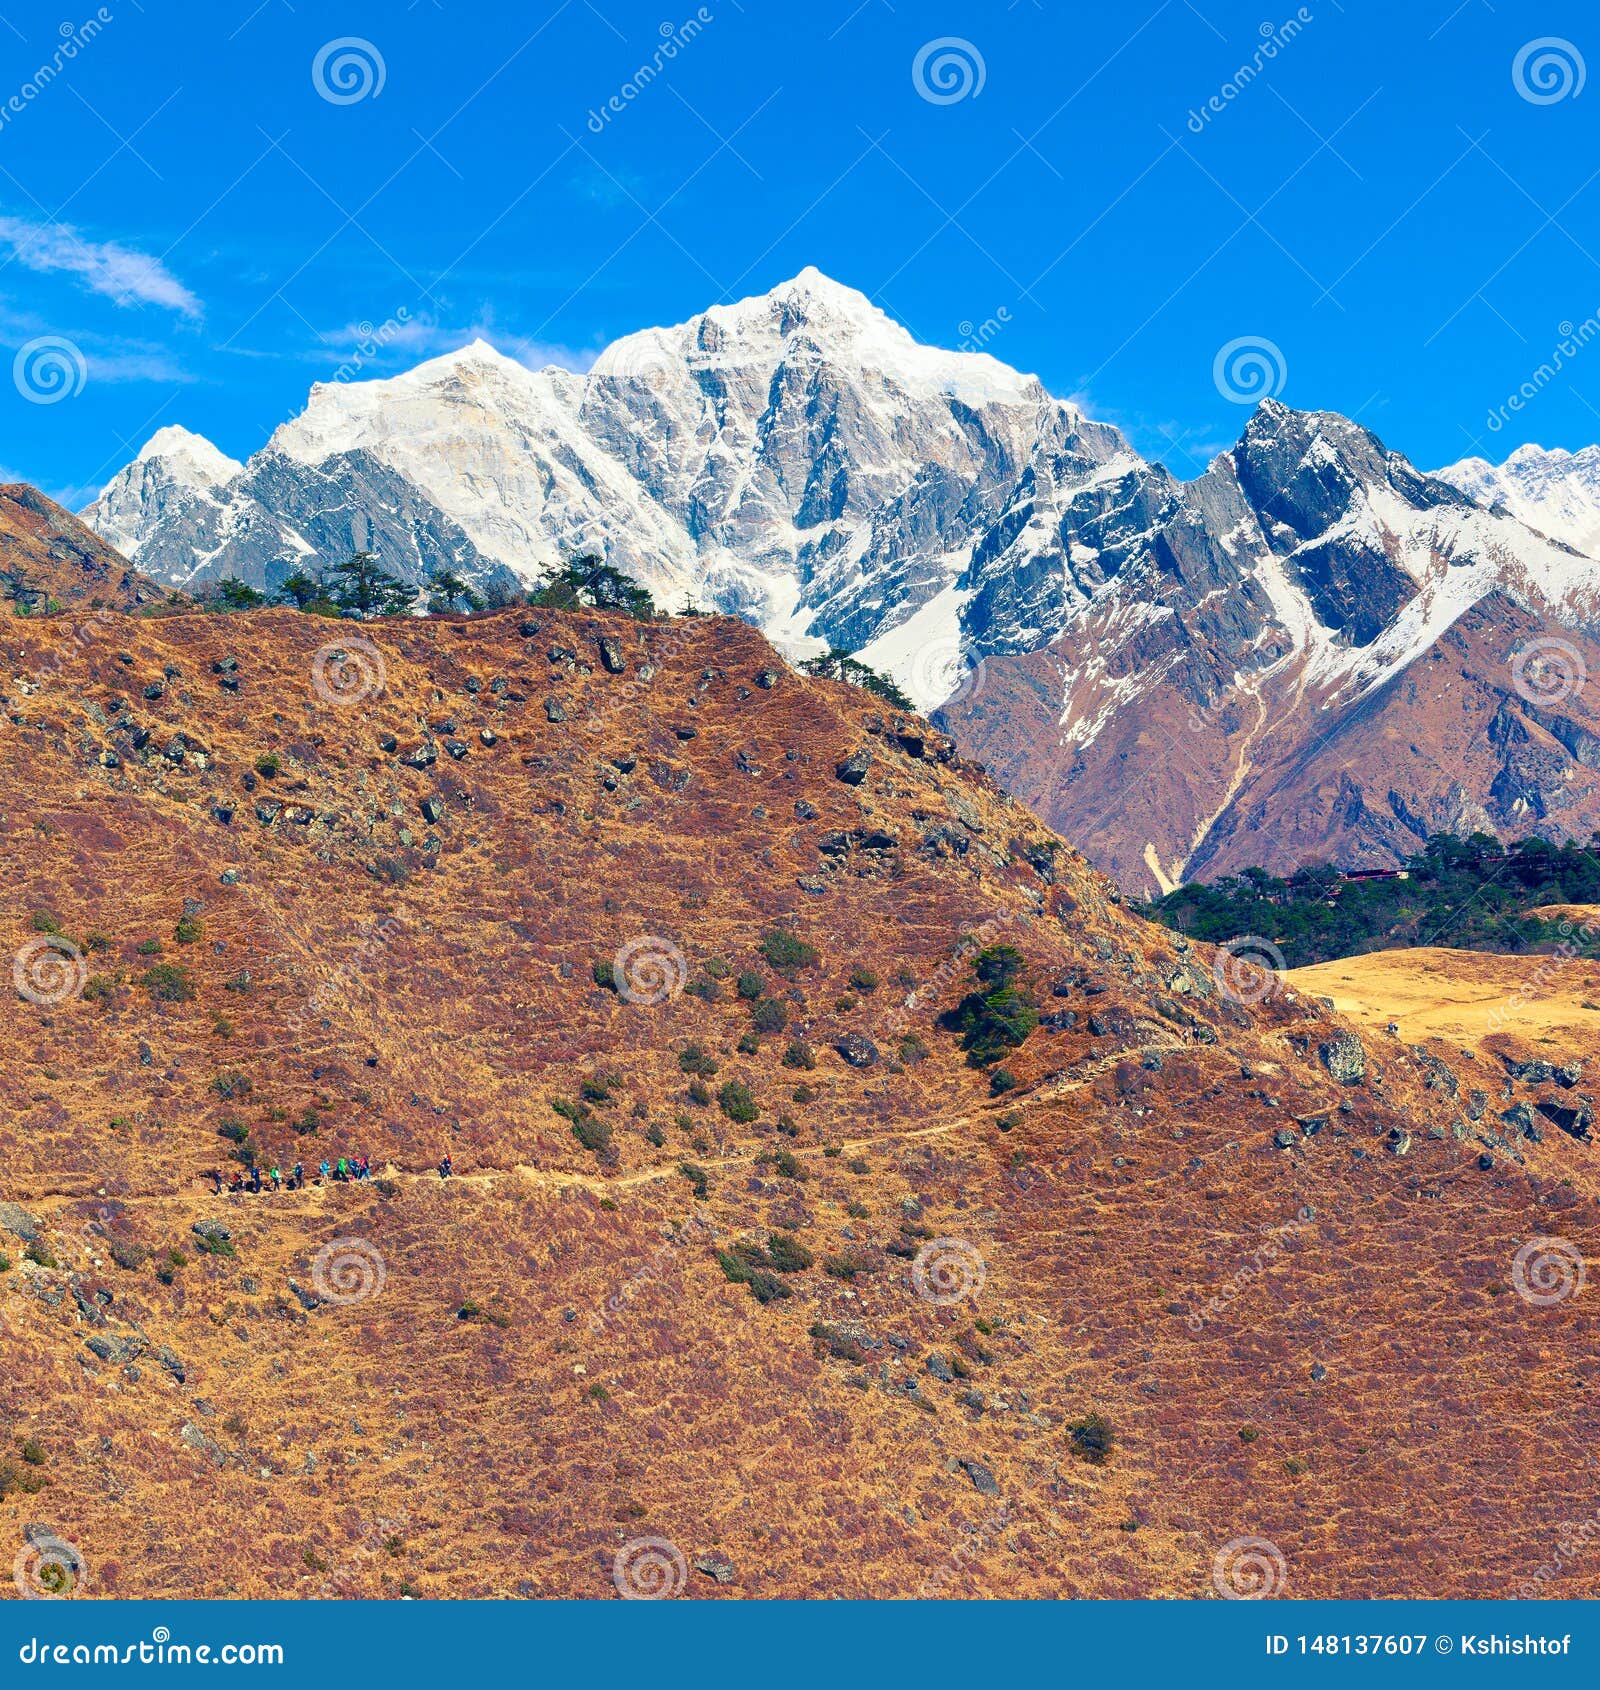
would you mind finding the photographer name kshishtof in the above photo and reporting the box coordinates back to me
[1453,1635,1574,1657]
[1266,1634,1574,1657]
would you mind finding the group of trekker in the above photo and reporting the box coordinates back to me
[213,1155,373,1195]
[212,1153,455,1194]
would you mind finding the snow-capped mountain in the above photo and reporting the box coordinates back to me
[943,400,1600,890]
[82,270,1600,889]
[88,426,498,600]
[88,270,1117,684]
[1438,442,1600,560]
[87,424,241,564]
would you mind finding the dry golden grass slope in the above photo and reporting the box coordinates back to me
[0,493,1594,1601]
[1291,947,1600,1062]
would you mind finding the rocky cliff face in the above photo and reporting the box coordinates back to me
[82,277,1600,889]
[0,489,1596,1599]
[87,424,507,600]
[86,272,1101,666]
[942,402,1600,891]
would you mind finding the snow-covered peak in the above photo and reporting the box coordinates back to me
[709,266,891,336]
[85,424,243,563]
[265,333,561,470]
[396,336,537,381]
[1506,440,1564,467]
[579,269,894,377]
[1251,395,1293,425]
[85,266,1113,688]
[603,267,1048,411]
[442,335,500,361]
[265,337,554,469]
[134,425,242,487]
[1436,440,1600,557]
[1239,396,1368,451]
[772,263,871,302]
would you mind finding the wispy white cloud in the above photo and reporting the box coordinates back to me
[0,300,194,385]
[1070,388,1233,480]
[216,301,599,383]
[0,213,200,316]
[465,323,598,374]
[85,347,196,384]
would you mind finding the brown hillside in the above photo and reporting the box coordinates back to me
[0,495,1595,1601]
[0,485,162,616]
[945,593,1600,896]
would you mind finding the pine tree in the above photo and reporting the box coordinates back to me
[207,577,269,611]
[323,552,418,618]
[426,570,485,614]
[529,554,656,620]
[940,945,1039,1067]
[272,570,322,609]
[799,647,913,710]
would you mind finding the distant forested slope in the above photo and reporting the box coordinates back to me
[1141,833,1600,967]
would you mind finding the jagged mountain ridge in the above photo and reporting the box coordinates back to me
[88,271,1130,684]
[83,272,1600,889]
[944,401,1600,891]
[87,424,514,602]
[1440,441,1600,560]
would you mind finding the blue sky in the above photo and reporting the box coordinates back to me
[1,0,1598,505]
